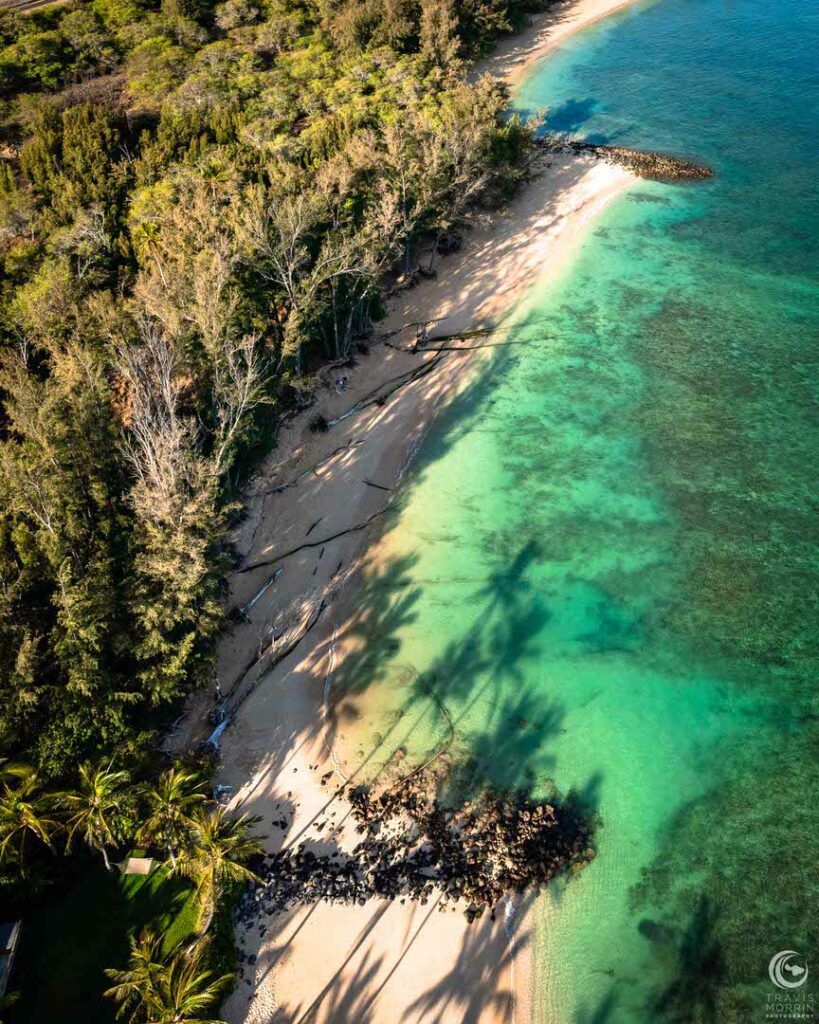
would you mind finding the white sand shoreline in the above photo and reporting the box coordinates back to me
[477,0,650,90]
[182,2,647,1022]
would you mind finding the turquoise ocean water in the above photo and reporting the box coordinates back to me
[336,0,819,1020]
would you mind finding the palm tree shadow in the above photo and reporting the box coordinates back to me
[471,539,542,614]
[442,685,566,803]
[402,893,534,1024]
[565,770,604,821]
[649,894,726,1024]
[273,944,386,1024]
[330,551,423,700]
[575,988,619,1024]
[327,519,598,817]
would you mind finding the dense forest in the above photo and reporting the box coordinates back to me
[0,0,555,966]
[0,0,549,782]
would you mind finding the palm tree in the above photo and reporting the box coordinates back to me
[200,159,234,200]
[137,767,207,869]
[104,930,231,1024]
[104,929,165,1024]
[174,806,263,935]
[131,220,168,288]
[0,763,61,874]
[63,760,130,871]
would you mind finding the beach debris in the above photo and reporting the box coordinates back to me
[207,698,228,727]
[234,568,284,623]
[239,506,390,575]
[264,440,364,496]
[213,783,234,805]
[306,517,323,537]
[309,414,330,432]
[323,354,447,429]
[205,717,229,750]
[221,593,329,721]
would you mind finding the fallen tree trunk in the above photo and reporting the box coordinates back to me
[239,505,390,574]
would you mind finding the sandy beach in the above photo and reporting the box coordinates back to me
[181,3,643,1022]
[477,0,650,89]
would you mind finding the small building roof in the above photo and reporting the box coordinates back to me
[123,857,154,875]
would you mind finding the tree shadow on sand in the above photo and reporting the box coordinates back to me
[403,893,534,1024]
[268,892,533,1024]
[328,550,424,700]
[272,933,387,1024]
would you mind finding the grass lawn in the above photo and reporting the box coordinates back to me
[10,859,200,1024]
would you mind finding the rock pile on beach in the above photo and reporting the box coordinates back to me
[539,136,714,181]
[595,143,714,180]
[236,773,594,931]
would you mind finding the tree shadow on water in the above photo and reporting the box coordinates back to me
[546,97,601,135]
[471,539,542,614]
[565,770,604,822]
[409,541,553,711]
[574,988,619,1024]
[400,337,517,493]
[649,895,726,1024]
[330,532,597,814]
[442,685,567,803]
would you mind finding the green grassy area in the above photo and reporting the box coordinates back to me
[10,860,200,1024]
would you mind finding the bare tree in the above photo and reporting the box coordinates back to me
[116,319,221,702]
[240,184,385,366]
[117,320,208,527]
[131,184,242,360]
[211,330,269,473]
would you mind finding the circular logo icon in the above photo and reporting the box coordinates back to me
[769,951,809,990]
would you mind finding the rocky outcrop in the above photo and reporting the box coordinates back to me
[540,136,715,181]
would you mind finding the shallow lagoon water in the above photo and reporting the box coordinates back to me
[336,0,819,1020]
